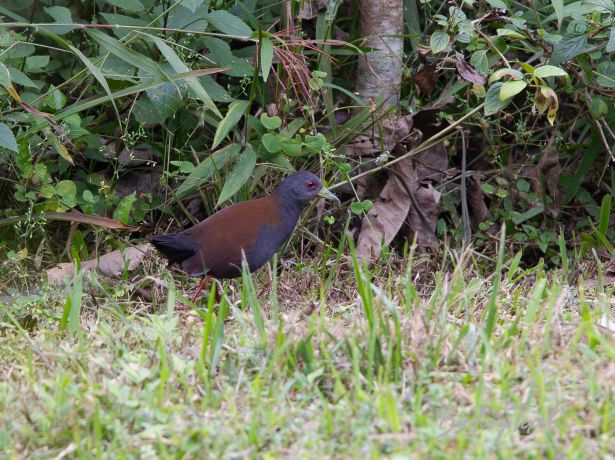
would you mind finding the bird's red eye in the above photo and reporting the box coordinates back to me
[307,181,315,189]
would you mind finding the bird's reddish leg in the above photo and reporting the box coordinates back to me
[191,275,213,303]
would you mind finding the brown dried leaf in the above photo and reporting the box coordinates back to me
[455,52,487,85]
[47,244,150,285]
[415,142,449,182]
[537,148,561,217]
[406,184,441,247]
[299,0,327,20]
[467,174,489,229]
[412,65,438,95]
[356,158,418,260]
[345,114,415,157]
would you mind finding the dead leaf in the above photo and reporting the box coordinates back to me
[412,64,438,95]
[537,148,561,217]
[415,142,449,182]
[299,0,327,20]
[467,174,489,229]
[118,148,154,167]
[406,184,441,247]
[0,212,137,230]
[345,113,414,157]
[47,244,150,285]
[455,52,487,85]
[356,158,418,260]
[115,169,162,199]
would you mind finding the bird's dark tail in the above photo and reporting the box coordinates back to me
[150,233,199,264]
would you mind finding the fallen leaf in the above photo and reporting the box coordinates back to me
[412,64,438,95]
[467,174,489,229]
[406,183,441,247]
[455,52,487,85]
[537,148,561,217]
[415,142,449,182]
[47,244,150,285]
[356,158,418,260]
[299,0,327,20]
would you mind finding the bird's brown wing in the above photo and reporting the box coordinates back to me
[181,196,282,278]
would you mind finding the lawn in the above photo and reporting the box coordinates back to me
[1,242,614,458]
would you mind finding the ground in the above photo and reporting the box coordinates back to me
[0,247,614,459]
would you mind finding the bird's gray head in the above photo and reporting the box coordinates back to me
[275,171,340,206]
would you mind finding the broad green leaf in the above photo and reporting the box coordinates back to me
[485,0,508,8]
[260,114,281,130]
[279,135,303,156]
[551,0,564,28]
[104,0,144,13]
[583,0,615,12]
[608,25,615,53]
[216,146,257,206]
[47,130,74,165]
[260,36,274,82]
[206,10,252,37]
[430,30,450,54]
[484,82,512,115]
[212,100,250,149]
[113,193,137,224]
[516,61,536,73]
[488,68,524,83]
[42,6,75,35]
[550,34,587,64]
[87,29,166,80]
[262,133,281,153]
[496,28,524,38]
[0,123,18,152]
[589,97,608,119]
[56,180,77,208]
[176,144,240,198]
[0,63,10,86]
[511,206,544,224]
[304,133,326,153]
[151,36,222,118]
[351,200,373,215]
[533,65,568,78]
[46,85,67,111]
[470,50,489,75]
[499,80,527,100]
[596,61,615,88]
[25,55,50,71]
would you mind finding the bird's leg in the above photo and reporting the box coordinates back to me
[191,275,213,303]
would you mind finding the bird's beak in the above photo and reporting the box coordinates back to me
[318,185,340,204]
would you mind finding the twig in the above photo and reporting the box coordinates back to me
[594,119,615,163]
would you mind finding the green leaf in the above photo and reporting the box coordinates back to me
[430,30,450,54]
[0,63,10,87]
[470,50,489,75]
[351,200,373,215]
[103,0,144,13]
[488,68,524,83]
[212,100,250,149]
[0,123,18,152]
[589,97,608,119]
[151,36,222,118]
[551,0,564,28]
[485,0,508,9]
[496,28,524,38]
[176,144,240,198]
[550,34,587,64]
[304,133,326,153]
[46,85,67,111]
[25,55,50,71]
[216,146,257,206]
[608,25,615,53]
[260,114,282,130]
[481,183,495,194]
[260,36,274,82]
[511,206,544,224]
[279,135,302,156]
[533,65,568,78]
[262,133,281,153]
[596,61,615,88]
[42,6,75,35]
[484,82,512,115]
[206,10,252,37]
[113,193,137,224]
[499,80,527,100]
[87,29,166,80]
[56,180,77,208]
[584,0,615,13]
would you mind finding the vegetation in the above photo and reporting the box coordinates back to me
[0,0,614,457]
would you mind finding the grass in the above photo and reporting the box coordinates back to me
[0,243,614,459]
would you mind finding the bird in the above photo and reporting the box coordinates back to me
[150,171,340,302]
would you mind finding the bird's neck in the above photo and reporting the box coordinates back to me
[274,192,304,230]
